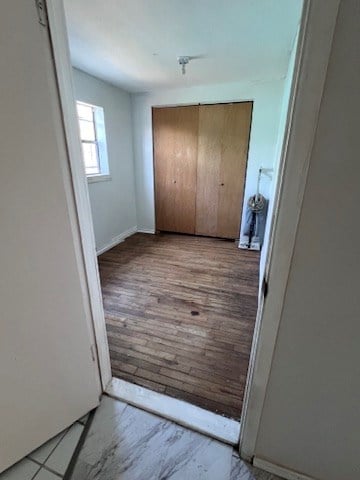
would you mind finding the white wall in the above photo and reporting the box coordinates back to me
[72,68,137,252]
[131,79,285,235]
[255,1,360,479]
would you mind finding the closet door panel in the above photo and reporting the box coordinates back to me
[217,102,252,238]
[195,105,223,236]
[196,103,252,239]
[153,106,198,234]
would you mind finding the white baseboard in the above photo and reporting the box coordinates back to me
[106,378,240,445]
[96,226,137,256]
[137,227,155,234]
[253,457,316,480]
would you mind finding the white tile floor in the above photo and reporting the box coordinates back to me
[0,415,88,480]
[1,397,282,480]
[70,396,282,480]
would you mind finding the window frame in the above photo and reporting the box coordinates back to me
[76,100,111,182]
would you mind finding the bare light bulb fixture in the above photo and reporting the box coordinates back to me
[177,55,206,76]
[177,56,189,75]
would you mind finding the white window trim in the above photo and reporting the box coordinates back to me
[87,173,112,184]
[76,100,110,179]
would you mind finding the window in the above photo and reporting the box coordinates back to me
[76,101,110,180]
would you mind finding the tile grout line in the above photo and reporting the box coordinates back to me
[27,427,69,466]
[40,466,63,478]
[63,411,96,480]
[27,427,69,480]
[27,419,87,479]
[29,458,63,478]
[45,422,87,478]
[42,428,69,465]
[29,463,42,480]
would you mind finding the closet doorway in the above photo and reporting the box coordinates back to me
[153,102,253,238]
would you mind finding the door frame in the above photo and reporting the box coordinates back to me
[46,0,112,390]
[46,0,340,461]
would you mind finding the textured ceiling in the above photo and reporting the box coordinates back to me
[64,0,303,92]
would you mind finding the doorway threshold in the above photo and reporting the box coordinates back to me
[106,377,240,446]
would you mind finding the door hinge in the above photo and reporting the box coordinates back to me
[90,344,97,362]
[35,0,48,27]
[262,277,269,299]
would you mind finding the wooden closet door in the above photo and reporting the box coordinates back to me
[153,106,199,234]
[196,102,252,238]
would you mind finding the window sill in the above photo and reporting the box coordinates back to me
[87,174,112,184]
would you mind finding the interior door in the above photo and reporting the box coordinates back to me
[196,103,252,238]
[0,1,101,472]
[153,106,199,234]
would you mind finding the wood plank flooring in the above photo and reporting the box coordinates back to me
[98,233,259,419]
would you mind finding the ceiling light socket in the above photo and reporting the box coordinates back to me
[177,56,190,75]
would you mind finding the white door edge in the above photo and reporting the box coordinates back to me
[46,0,112,390]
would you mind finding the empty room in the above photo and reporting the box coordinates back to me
[63,0,302,421]
[2,1,359,480]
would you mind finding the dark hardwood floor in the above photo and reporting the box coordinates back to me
[98,233,259,419]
